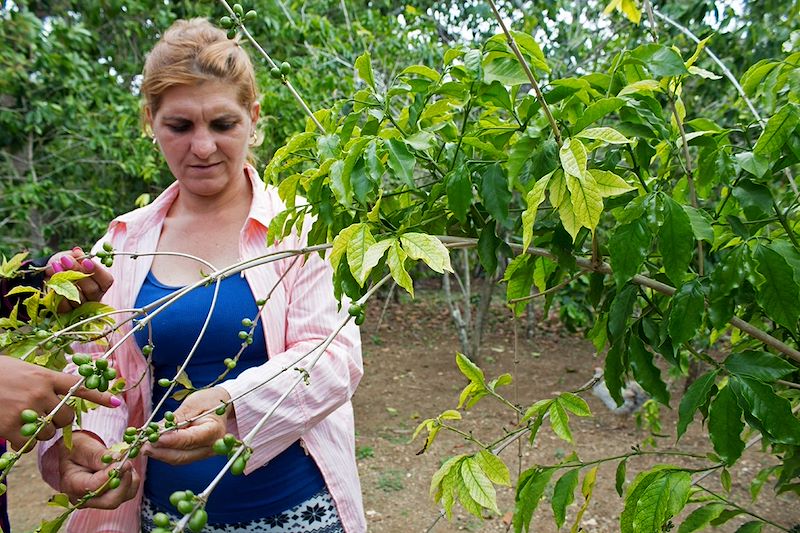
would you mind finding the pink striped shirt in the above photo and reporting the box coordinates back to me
[38,167,366,532]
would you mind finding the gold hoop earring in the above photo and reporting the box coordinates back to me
[151,135,157,145]
[249,131,258,146]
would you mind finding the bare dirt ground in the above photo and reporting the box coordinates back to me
[8,286,800,532]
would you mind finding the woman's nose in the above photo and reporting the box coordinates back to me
[190,129,216,158]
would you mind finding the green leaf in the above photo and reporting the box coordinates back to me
[589,169,636,197]
[558,392,592,417]
[359,239,394,285]
[330,223,363,274]
[753,244,800,333]
[754,103,799,155]
[346,223,377,285]
[659,195,695,285]
[559,138,587,178]
[677,503,726,533]
[521,399,552,424]
[431,455,466,499]
[729,376,800,445]
[724,351,797,382]
[683,206,714,244]
[521,175,551,251]
[629,43,689,78]
[629,335,670,405]
[475,450,511,486]
[514,467,555,533]
[385,138,416,186]
[615,459,627,497]
[481,164,512,228]
[387,241,413,296]
[735,522,764,533]
[574,97,626,132]
[483,56,528,86]
[609,219,650,287]
[608,283,637,342]
[404,130,436,151]
[552,469,580,528]
[549,400,573,443]
[621,467,675,533]
[461,456,499,513]
[504,254,535,316]
[456,352,486,385]
[571,467,598,533]
[565,171,603,234]
[576,127,632,144]
[446,165,472,222]
[507,31,549,72]
[668,279,704,346]
[631,471,692,533]
[677,370,718,440]
[618,79,662,96]
[401,64,441,81]
[47,272,90,303]
[354,51,375,89]
[708,385,745,465]
[399,233,452,274]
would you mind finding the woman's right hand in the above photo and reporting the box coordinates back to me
[57,431,140,509]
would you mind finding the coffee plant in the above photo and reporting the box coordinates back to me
[2,0,800,532]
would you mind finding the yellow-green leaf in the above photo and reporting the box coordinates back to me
[399,233,453,273]
[589,169,636,197]
[354,51,375,89]
[522,175,551,251]
[347,224,377,286]
[329,223,362,274]
[618,79,661,96]
[559,138,587,178]
[565,171,603,233]
[576,127,632,144]
[387,241,413,296]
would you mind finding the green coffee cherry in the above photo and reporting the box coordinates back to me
[227,28,237,39]
[103,368,117,380]
[72,353,91,366]
[158,378,172,388]
[20,409,39,424]
[224,358,236,369]
[233,3,244,17]
[97,376,109,392]
[219,16,233,28]
[153,512,171,528]
[245,10,257,21]
[78,364,94,377]
[348,303,363,316]
[238,331,248,340]
[177,499,195,515]
[212,438,229,456]
[164,411,175,422]
[95,359,109,371]
[0,459,8,471]
[142,344,154,356]
[256,298,266,306]
[108,477,121,490]
[101,454,113,464]
[241,318,252,327]
[355,312,366,326]
[223,433,237,447]
[148,432,160,443]
[169,491,186,508]
[188,509,208,532]
[280,61,291,75]
[20,423,39,437]
[152,529,171,533]
[102,242,113,252]
[85,375,101,390]
[270,66,282,79]
[124,426,137,436]
[128,445,140,458]
[231,455,246,475]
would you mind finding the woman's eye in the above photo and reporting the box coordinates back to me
[212,122,236,131]
[166,123,190,133]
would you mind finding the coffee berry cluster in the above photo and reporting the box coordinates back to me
[219,3,257,39]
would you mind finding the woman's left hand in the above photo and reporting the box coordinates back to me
[144,387,232,465]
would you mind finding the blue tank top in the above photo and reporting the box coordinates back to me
[134,271,324,523]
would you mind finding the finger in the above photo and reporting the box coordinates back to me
[50,403,77,430]
[75,277,104,303]
[86,261,114,294]
[35,420,57,442]
[143,445,210,465]
[51,371,121,409]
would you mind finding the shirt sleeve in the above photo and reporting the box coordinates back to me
[218,249,363,473]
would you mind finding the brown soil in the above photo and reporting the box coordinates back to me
[8,287,800,532]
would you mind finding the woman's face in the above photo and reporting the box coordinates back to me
[148,81,259,199]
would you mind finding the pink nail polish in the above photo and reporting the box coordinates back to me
[110,396,122,407]
[82,259,95,272]
[72,246,82,254]
[61,256,75,269]
[51,262,63,273]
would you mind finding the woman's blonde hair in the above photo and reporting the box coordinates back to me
[141,18,258,123]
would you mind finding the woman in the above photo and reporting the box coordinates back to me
[38,18,365,533]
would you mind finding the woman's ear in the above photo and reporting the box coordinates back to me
[250,102,260,124]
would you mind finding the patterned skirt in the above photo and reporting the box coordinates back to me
[141,487,344,532]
